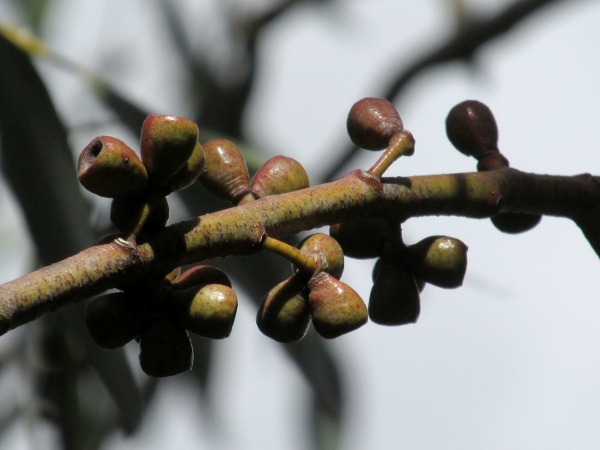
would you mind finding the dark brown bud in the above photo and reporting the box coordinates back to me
[85,291,147,349]
[138,313,193,377]
[446,100,498,159]
[491,213,542,234]
[329,218,391,259]
[369,261,420,325]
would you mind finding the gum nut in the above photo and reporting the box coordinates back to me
[406,236,468,288]
[369,262,420,326]
[307,272,368,339]
[198,139,251,203]
[445,100,499,158]
[251,155,310,198]
[256,274,311,343]
[167,141,205,192]
[172,284,238,339]
[78,136,149,198]
[139,313,193,378]
[329,218,391,259]
[140,115,199,186]
[171,265,231,290]
[85,291,147,349]
[110,195,169,232]
[296,233,344,279]
[346,97,403,150]
[491,213,542,234]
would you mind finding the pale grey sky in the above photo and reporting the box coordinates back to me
[1,1,600,449]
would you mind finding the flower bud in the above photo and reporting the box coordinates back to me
[296,233,344,279]
[78,136,148,198]
[308,272,368,339]
[198,139,251,203]
[172,284,238,339]
[256,274,310,343]
[405,236,468,288]
[138,313,193,377]
[347,97,403,150]
[369,261,420,325]
[251,155,310,199]
[85,291,147,349]
[445,100,498,159]
[140,115,199,186]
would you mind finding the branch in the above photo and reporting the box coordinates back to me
[0,168,598,336]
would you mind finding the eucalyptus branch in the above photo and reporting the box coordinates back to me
[0,167,598,336]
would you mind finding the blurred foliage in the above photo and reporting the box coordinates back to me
[0,0,566,448]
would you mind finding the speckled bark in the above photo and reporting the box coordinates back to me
[0,168,598,335]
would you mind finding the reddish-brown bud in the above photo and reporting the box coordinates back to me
[198,139,251,203]
[78,136,149,198]
[308,272,368,339]
[347,97,404,150]
[296,233,345,279]
[251,155,310,199]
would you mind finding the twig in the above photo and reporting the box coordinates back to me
[0,168,598,336]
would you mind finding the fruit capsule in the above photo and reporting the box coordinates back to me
[405,236,468,288]
[140,115,199,187]
[445,100,499,159]
[256,273,311,343]
[172,284,238,339]
[198,139,251,203]
[251,155,310,199]
[307,272,368,339]
[369,260,420,326]
[138,312,193,377]
[347,97,403,150]
[329,218,391,259]
[78,136,149,198]
[85,291,147,349]
[295,233,345,279]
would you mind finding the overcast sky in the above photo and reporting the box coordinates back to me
[2,1,600,449]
